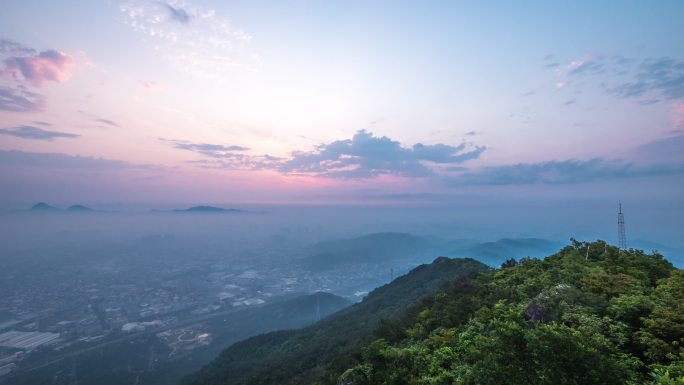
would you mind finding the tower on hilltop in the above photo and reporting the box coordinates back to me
[618,203,627,250]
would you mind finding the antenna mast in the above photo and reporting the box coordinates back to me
[618,203,626,250]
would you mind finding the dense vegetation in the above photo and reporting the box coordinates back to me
[335,240,683,385]
[181,258,489,385]
[185,240,683,385]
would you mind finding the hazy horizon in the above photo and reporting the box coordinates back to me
[2,201,682,265]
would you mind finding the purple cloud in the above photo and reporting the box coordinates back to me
[0,149,157,171]
[96,118,120,127]
[0,39,35,55]
[161,138,283,170]
[161,139,249,157]
[2,49,75,86]
[163,131,485,178]
[609,57,684,100]
[445,158,684,186]
[0,125,78,141]
[162,2,191,24]
[279,130,486,179]
[0,85,45,112]
[556,55,684,104]
[444,135,684,186]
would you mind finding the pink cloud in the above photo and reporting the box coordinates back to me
[2,50,75,86]
[673,102,684,128]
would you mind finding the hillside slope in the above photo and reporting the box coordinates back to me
[184,241,683,385]
[333,240,683,385]
[181,257,490,385]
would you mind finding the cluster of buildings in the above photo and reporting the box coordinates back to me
[0,331,61,350]
[0,242,401,380]
[0,331,60,377]
[157,323,212,359]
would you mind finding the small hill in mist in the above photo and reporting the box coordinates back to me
[66,204,94,212]
[299,232,562,271]
[28,203,97,212]
[448,237,562,266]
[147,205,242,213]
[299,232,441,270]
[30,202,61,211]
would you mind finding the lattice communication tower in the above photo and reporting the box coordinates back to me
[618,203,626,249]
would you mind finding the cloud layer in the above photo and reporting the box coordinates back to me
[96,118,120,127]
[280,130,486,178]
[552,55,684,105]
[160,138,281,169]
[445,159,682,185]
[0,40,74,114]
[120,0,260,77]
[164,130,486,179]
[608,57,684,101]
[163,130,683,186]
[2,47,74,86]
[0,149,154,171]
[163,139,250,157]
[0,39,35,55]
[0,125,78,140]
[163,3,191,24]
[0,85,45,112]
[445,134,684,186]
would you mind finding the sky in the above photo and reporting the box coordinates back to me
[0,0,683,217]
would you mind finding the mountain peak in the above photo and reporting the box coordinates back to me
[432,256,451,264]
[181,258,489,385]
[30,202,60,211]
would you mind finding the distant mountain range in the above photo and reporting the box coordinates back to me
[447,237,563,266]
[298,232,563,270]
[174,205,242,213]
[299,232,439,270]
[28,202,96,212]
[30,202,60,211]
[147,205,244,213]
[65,204,94,212]
[24,203,244,214]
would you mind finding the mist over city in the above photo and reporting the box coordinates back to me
[1,1,683,384]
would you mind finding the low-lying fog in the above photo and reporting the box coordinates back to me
[0,202,680,385]
[1,202,682,258]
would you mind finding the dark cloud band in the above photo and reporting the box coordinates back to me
[0,125,77,141]
[163,130,485,179]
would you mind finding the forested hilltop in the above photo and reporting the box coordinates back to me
[181,257,489,385]
[185,240,683,385]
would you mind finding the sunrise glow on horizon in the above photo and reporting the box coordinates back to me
[1,1,683,206]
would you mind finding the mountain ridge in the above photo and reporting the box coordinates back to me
[180,257,490,385]
[182,241,683,385]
